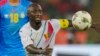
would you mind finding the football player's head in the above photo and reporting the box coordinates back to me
[9,0,20,3]
[27,3,43,23]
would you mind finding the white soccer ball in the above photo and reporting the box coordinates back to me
[72,11,92,31]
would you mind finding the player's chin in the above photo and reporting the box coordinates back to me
[35,20,41,23]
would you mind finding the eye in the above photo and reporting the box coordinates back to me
[30,12,34,15]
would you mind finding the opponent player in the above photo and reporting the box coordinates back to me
[0,0,7,55]
[0,0,31,56]
[19,3,69,56]
[0,9,5,56]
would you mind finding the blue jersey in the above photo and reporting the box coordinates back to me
[0,0,31,56]
[21,0,32,7]
[0,6,5,56]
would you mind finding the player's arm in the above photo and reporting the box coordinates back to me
[19,27,45,54]
[50,19,72,32]
[25,44,46,54]
[59,19,72,29]
[26,44,52,54]
[91,22,100,32]
[19,26,51,54]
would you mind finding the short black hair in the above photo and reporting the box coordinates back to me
[27,3,42,15]
[28,0,40,3]
[28,3,42,11]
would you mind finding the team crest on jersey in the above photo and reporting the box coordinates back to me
[4,14,9,18]
[44,22,54,42]
[20,12,25,18]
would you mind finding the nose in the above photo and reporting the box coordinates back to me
[35,12,42,17]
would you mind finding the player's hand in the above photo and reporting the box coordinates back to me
[92,22,100,32]
[43,48,52,55]
[46,48,52,54]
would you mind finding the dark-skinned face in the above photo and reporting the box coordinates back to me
[27,4,43,23]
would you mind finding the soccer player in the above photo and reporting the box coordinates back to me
[19,3,100,56]
[19,3,69,56]
[0,0,31,56]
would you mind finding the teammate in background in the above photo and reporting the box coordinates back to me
[19,3,69,56]
[0,0,31,56]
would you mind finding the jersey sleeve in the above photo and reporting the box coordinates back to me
[59,19,69,29]
[50,19,60,32]
[19,24,33,48]
[50,19,69,32]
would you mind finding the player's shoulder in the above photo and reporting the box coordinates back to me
[49,19,58,21]
[47,19,59,23]
[20,22,31,30]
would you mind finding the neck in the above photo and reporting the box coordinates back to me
[30,21,42,30]
[9,0,19,6]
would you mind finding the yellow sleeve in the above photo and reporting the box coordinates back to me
[59,19,69,29]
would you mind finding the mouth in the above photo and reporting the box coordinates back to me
[35,18,41,22]
[36,17,41,20]
[36,20,41,22]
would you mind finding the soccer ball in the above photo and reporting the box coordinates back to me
[72,11,92,31]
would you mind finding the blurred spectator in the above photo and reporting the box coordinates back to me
[55,29,69,45]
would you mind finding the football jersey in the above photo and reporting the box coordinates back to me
[19,19,61,49]
[21,0,32,7]
[0,0,31,56]
[0,3,6,56]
